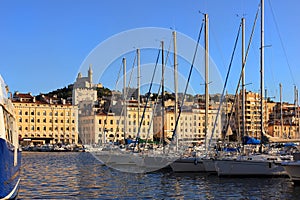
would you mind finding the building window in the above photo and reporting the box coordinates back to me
[37,127,40,131]
[43,111,46,116]
[110,120,113,125]
[19,118,22,123]
[25,111,28,115]
[31,126,34,131]
[19,110,22,115]
[31,118,34,123]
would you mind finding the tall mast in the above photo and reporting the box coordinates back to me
[242,18,246,143]
[137,49,141,136]
[260,0,265,152]
[161,41,165,152]
[280,83,283,138]
[204,14,209,151]
[294,85,298,138]
[173,31,178,150]
[123,58,127,142]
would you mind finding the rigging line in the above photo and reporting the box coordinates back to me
[268,0,296,85]
[145,87,161,146]
[223,3,260,140]
[126,53,137,96]
[142,37,172,147]
[113,53,137,142]
[102,61,123,142]
[164,36,173,70]
[144,56,165,146]
[207,21,242,150]
[172,20,204,141]
[133,49,161,150]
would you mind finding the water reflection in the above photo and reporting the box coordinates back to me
[19,152,300,199]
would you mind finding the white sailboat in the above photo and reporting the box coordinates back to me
[170,14,209,173]
[282,152,300,184]
[214,0,287,177]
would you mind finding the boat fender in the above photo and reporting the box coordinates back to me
[194,158,198,165]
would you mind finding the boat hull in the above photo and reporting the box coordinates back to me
[202,158,216,173]
[215,159,286,177]
[170,157,205,172]
[0,138,21,199]
[282,161,300,184]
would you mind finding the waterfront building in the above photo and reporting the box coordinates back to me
[153,102,222,145]
[79,99,154,144]
[13,92,79,145]
[267,102,300,140]
[236,91,267,139]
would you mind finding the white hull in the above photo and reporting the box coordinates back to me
[282,161,300,183]
[202,158,216,173]
[170,157,205,172]
[215,157,286,176]
[134,154,177,172]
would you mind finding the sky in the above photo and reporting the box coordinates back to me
[0,0,300,103]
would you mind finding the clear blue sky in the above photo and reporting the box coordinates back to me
[0,0,299,103]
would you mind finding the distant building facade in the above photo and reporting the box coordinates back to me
[13,92,79,145]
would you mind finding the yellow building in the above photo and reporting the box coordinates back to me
[13,92,79,145]
[153,104,222,144]
[79,100,153,144]
[236,91,267,139]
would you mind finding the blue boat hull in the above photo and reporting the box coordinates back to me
[0,138,21,199]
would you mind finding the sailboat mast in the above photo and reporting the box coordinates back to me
[260,0,265,152]
[123,57,127,142]
[137,49,141,136]
[280,83,283,138]
[205,14,209,150]
[173,31,178,150]
[161,41,165,152]
[242,17,246,143]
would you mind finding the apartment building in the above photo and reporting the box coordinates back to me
[13,92,78,145]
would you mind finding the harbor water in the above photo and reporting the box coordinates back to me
[19,152,300,199]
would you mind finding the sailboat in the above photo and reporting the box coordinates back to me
[0,75,21,199]
[282,152,300,184]
[214,0,287,177]
[170,14,209,173]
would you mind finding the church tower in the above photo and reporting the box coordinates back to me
[88,64,93,85]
